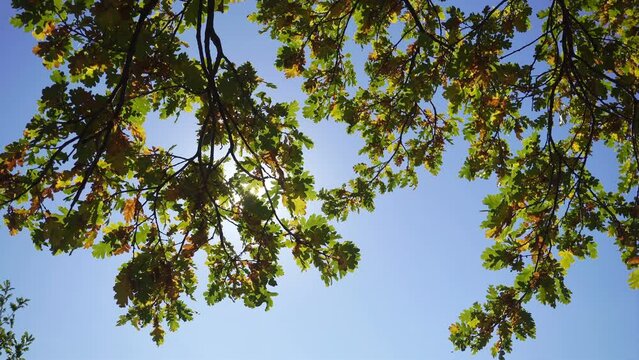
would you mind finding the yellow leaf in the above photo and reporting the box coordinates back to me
[32,31,45,41]
[516,238,529,251]
[485,227,498,238]
[572,142,581,152]
[558,250,575,273]
[283,195,306,216]
[130,124,146,142]
[284,64,302,78]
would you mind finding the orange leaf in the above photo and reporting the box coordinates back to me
[113,243,131,255]
[43,22,56,36]
[627,256,639,266]
[123,198,137,223]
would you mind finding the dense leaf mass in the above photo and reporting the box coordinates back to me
[1,0,637,356]
[3,0,360,345]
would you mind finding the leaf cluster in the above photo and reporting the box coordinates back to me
[252,0,638,356]
[3,0,360,344]
[0,280,35,360]
[1,0,638,356]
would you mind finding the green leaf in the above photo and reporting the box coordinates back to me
[150,325,165,345]
[629,269,639,289]
[92,242,112,259]
[558,250,575,273]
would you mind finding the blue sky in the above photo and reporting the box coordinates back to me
[0,1,637,359]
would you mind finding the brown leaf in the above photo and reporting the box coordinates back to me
[113,243,132,255]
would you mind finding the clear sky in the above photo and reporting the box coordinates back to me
[0,1,637,360]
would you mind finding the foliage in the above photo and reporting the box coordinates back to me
[0,280,35,360]
[1,0,637,356]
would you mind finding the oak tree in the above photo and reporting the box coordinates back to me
[2,0,637,357]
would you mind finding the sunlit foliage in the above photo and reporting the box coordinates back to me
[2,0,637,356]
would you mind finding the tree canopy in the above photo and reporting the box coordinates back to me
[1,0,637,357]
[0,280,34,360]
